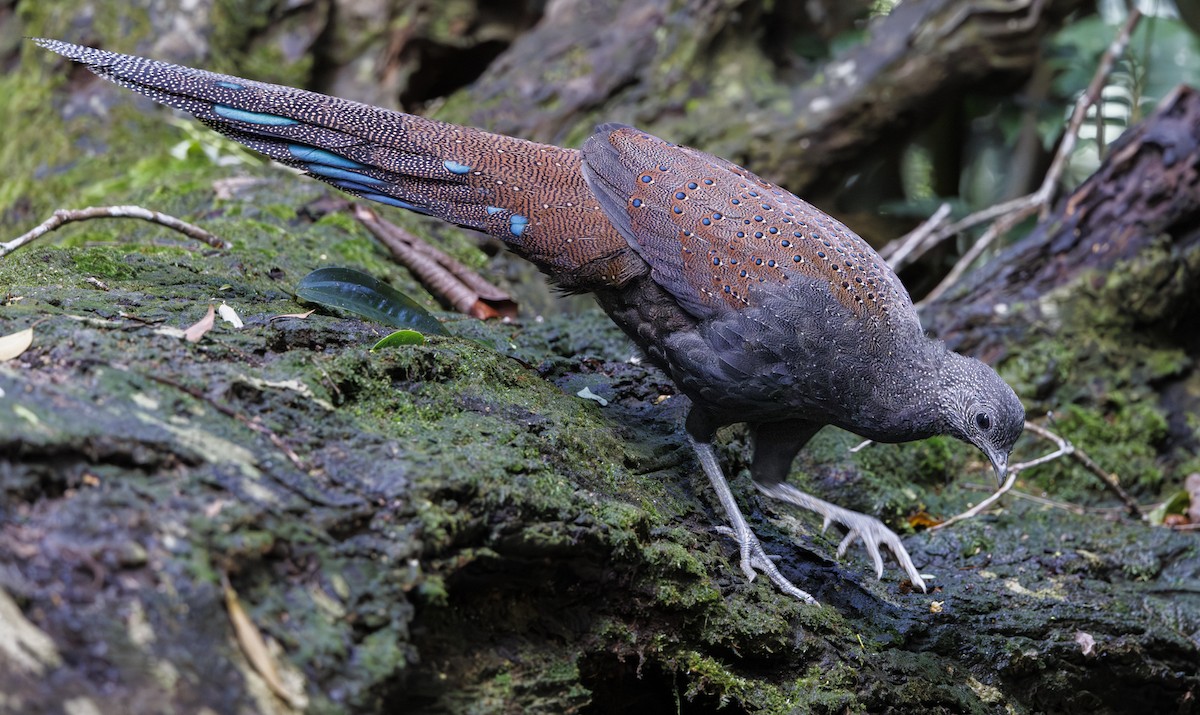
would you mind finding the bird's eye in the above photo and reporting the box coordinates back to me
[975,412,992,431]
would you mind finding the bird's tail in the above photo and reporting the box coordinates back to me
[34,39,635,289]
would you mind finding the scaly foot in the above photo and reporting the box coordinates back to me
[756,481,928,592]
[713,525,817,604]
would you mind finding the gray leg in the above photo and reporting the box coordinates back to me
[686,434,818,604]
[751,420,927,592]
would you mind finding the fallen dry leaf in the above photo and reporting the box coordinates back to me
[908,511,943,529]
[1075,630,1096,656]
[0,327,34,361]
[183,305,216,343]
[1164,513,1190,527]
[576,386,609,406]
[217,302,243,328]
[222,573,301,707]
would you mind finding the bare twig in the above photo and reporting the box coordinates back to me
[918,211,1020,305]
[1066,431,1141,516]
[967,486,1087,515]
[986,492,1154,518]
[848,438,874,453]
[914,9,1143,304]
[930,420,1072,531]
[887,197,1023,273]
[1036,8,1143,220]
[1,205,228,258]
[899,196,1020,264]
[931,417,1142,530]
[352,204,517,320]
[881,202,952,269]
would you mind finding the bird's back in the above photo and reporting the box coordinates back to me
[581,125,917,325]
[580,125,926,424]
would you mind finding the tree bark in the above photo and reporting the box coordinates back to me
[926,85,1200,356]
[441,0,1088,192]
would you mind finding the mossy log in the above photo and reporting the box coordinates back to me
[2,2,1199,714]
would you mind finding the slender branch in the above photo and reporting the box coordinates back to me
[1066,430,1142,516]
[887,196,1024,272]
[930,420,1072,531]
[1037,8,1142,220]
[882,202,952,268]
[1,205,228,258]
[913,8,1143,304]
[918,210,1019,305]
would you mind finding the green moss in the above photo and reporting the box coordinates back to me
[209,0,312,86]
[72,248,139,280]
[644,532,706,576]
[416,574,450,607]
[789,662,863,711]
[674,650,759,707]
[208,528,277,558]
[992,255,1192,507]
[998,338,1074,404]
[424,0,482,45]
[0,61,64,218]
[351,628,412,683]
[853,434,968,488]
[959,532,995,559]
[1049,402,1169,495]
[698,591,797,656]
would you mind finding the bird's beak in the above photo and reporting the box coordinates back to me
[989,452,1008,488]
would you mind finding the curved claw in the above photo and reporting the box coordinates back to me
[757,481,929,593]
[716,524,816,602]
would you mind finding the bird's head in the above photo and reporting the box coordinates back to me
[939,352,1025,485]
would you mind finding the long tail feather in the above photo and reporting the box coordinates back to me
[34,39,636,288]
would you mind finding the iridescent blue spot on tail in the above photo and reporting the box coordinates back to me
[486,206,504,215]
[213,104,298,126]
[509,214,529,236]
[215,81,244,90]
[288,145,367,170]
[442,160,472,175]
[307,164,385,185]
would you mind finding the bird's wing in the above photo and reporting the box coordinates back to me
[581,123,914,322]
[35,39,636,289]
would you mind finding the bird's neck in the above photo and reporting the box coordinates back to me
[850,338,949,444]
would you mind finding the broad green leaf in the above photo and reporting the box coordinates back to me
[296,267,447,336]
